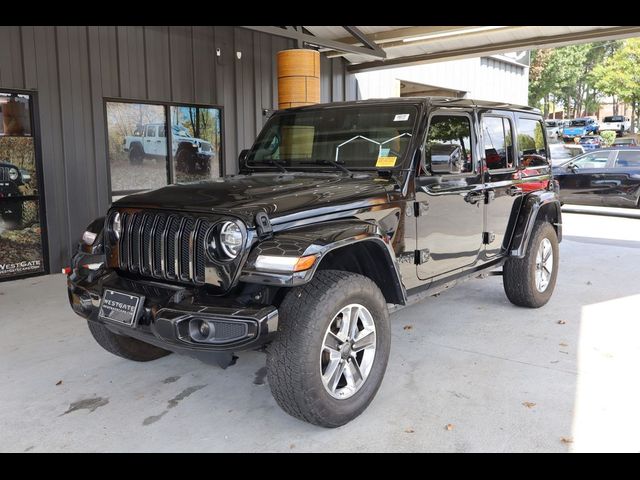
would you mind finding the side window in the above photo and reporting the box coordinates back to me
[614,150,640,167]
[482,116,514,170]
[425,115,473,174]
[573,152,610,169]
[158,125,166,138]
[145,125,157,137]
[517,118,547,167]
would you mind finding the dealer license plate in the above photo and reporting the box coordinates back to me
[98,289,144,327]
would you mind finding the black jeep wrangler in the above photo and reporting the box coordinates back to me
[67,98,561,427]
[0,161,26,228]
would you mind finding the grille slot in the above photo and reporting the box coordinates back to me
[115,211,216,285]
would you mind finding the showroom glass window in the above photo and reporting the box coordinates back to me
[0,91,47,281]
[105,101,222,200]
[170,106,222,184]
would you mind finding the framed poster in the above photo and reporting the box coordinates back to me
[0,90,48,281]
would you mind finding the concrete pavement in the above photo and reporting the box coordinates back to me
[1,207,640,452]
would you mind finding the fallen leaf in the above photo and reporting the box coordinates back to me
[559,342,568,347]
[55,380,62,386]
[403,325,413,331]
[404,427,415,433]
[445,424,454,431]
[522,401,536,409]
[550,360,559,364]
[586,281,592,285]
[560,437,573,444]
[559,351,569,354]
[557,320,566,325]
[289,443,295,449]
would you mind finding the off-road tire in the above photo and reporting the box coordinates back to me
[176,148,197,174]
[87,320,171,362]
[1,202,24,230]
[267,270,391,428]
[503,221,559,308]
[129,144,144,166]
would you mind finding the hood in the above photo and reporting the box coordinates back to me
[564,126,586,134]
[113,172,397,226]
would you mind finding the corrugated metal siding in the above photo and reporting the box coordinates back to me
[0,26,356,273]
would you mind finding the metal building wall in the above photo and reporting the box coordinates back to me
[0,26,358,274]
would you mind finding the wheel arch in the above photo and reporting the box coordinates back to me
[508,191,562,258]
[239,219,407,305]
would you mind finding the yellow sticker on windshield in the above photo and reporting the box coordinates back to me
[376,156,397,167]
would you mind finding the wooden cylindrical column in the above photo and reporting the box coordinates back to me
[277,49,320,109]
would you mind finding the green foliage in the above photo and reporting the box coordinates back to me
[528,41,622,117]
[592,38,640,107]
[600,130,616,146]
[517,133,535,151]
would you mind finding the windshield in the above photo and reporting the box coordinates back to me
[172,125,192,138]
[246,105,418,171]
[570,120,587,126]
[604,116,624,122]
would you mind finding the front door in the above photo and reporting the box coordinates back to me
[479,111,520,257]
[416,110,484,281]
[556,150,614,206]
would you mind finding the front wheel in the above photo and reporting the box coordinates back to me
[503,221,559,308]
[267,270,391,427]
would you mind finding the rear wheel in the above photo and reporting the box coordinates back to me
[87,321,171,362]
[267,270,391,427]
[503,221,559,308]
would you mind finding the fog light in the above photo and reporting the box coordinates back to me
[189,319,216,342]
[199,321,210,338]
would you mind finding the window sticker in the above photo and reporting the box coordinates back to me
[379,147,391,156]
[394,114,410,122]
[376,156,397,167]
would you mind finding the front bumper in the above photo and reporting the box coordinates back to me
[68,268,278,358]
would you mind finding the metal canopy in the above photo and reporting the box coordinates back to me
[241,26,640,72]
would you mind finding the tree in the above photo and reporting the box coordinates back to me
[592,38,640,133]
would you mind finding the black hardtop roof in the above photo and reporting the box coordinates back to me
[278,96,540,115]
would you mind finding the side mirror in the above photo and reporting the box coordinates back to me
[429,144,463,175]
[238,149,250,171]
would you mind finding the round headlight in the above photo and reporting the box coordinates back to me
[8,167,19,181]
[219,221,243,259]
[111,212,122,240]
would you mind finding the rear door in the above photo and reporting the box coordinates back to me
[599,149,640,207]
[479,110,520,258]
[415,108,484,281]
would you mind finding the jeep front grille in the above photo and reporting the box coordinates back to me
[112,211,211,285]
[0,166,9,181]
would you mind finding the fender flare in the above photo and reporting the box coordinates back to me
[239,219,407,305]
[508,191,562,258]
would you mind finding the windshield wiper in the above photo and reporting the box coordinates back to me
[301,159,352,176]
[258,159,288,173]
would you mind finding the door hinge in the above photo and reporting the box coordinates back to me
[483,232,496,244]
[415,249,430,264]
[413,201,429,217]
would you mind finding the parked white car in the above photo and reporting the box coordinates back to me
[545,119,562,138]
[599,115,630,136]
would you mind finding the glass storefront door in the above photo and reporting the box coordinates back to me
[0,91,47,281]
